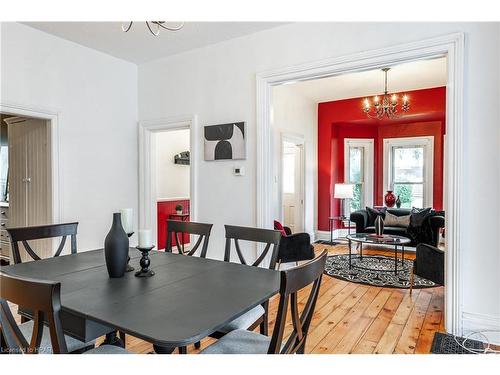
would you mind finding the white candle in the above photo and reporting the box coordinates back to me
[120,208,133,234]
[138,229,152,248]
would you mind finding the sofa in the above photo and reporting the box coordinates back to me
[349,208,444,247]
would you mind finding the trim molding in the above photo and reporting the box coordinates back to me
[138,115,198,244]
[256,32,464,336]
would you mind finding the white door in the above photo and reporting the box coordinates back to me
[282,140,304,233]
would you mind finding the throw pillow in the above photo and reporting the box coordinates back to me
[273,220,287,237]
[410,207,432,227]
[384,212,410,228]
[366,207,387,227]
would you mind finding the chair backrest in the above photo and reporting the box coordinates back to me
[7,223,78,264]
[224,225,281,270]
[0,272,68,354]
[268,250,327,354]
[165,220,213,258]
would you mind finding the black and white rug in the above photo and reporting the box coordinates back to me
[323,254,436,289]
[431,332,486,354]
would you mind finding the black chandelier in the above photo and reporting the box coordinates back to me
[362,68,410,119]
[122,22,184,36]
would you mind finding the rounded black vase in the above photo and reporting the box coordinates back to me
[104,213,129,278]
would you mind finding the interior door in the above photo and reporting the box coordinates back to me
[282,140,304,233]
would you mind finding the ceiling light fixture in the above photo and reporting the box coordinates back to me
[362,68,410,119]
[121,22,184,36]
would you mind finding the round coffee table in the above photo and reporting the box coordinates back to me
[346,233,411,275]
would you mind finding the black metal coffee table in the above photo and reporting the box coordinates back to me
[346,233,411,275]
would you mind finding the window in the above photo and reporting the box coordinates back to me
[383,137,434,209]
[344,139,374,215]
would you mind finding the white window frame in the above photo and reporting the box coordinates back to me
[383,136,434,208]
[344,139,374,212]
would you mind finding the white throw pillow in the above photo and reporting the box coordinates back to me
[384,212,410,228]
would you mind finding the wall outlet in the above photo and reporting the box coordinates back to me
[233,167,245,176]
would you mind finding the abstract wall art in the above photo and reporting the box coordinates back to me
[204,122,246,161]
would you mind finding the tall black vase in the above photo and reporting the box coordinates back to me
[104,213,129,278]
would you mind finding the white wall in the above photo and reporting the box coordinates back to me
[138,22,500,337]
[156,129,190,200]
[271,86,317,237]
[1,22,138,251]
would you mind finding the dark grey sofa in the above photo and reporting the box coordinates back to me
[349,208,445,247]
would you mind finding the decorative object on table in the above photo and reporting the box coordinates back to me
[384,190,396,207]
[323,253,436,289]
[365,206,387,227]
[374,215,384,236]
[104,213,129,278]
[175,204,183,215]
[174,151,190,165]
[204,122,245,161]
[135,229,155,277]
[362,67,410,119]
[334,183,354,219]
[396,195,401,208]
[120,208,135,272]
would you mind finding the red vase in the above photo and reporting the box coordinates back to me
[384,190,396,208]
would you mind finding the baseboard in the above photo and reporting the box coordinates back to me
[462,311,500,346]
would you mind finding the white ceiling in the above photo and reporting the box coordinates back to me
[274,57,447,103]
[22,22,286,64]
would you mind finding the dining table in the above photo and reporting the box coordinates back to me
[1,248,281,350]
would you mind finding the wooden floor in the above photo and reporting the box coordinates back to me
[9,243,446,354]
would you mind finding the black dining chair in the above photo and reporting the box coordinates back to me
[165,220,213,258]
[7,222,78,264]
[200,250,327,354]
[0,272,127,354]
[213,225,281,337]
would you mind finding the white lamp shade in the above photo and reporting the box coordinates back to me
[334,183,354,199]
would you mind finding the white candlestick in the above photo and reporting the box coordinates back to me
[120,208,134,234]
[138,229,152,248]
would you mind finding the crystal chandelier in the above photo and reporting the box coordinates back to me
[362,68,410,119]
[121,22,184,36]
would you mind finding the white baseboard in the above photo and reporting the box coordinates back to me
[462,311,500,346]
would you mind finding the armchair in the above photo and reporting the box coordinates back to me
[410,243,444,294]
[274,221,315,266]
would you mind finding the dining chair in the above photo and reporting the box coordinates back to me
[165,220,213,258]
[0,271,127,354]
[215,225,281,337]
[200,250,327,354]
[7,222,78,264]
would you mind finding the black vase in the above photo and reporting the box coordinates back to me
[104,213,129,278]
[396,195,401,208]
[374,215,384,236]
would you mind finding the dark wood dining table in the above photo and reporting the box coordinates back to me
[1,249,280,349]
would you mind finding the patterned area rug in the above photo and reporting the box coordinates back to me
[324,254,436,289]
[431,332,485,354]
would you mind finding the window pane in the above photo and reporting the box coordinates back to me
[394,183,424,208]
[282,153,295,194]
[349,183,362,213]
[349,147,363,183]
[393,146,424,183]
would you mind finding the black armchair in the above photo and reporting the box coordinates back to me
[273,224,315,266]
[410,243,444,294]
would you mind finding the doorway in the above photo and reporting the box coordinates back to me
[281,136,305,233]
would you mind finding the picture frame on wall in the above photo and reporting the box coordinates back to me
[204,122,246,161]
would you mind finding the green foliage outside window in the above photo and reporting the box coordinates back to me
[394,184,413,208]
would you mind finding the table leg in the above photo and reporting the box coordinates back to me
[329,219,333,244]
[394,245,398,275]
[101,331,125,348]
[360,242,363,260]
[402,246,405,264]
[348,239,352,269]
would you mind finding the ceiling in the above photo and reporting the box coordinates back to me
[22,22,286,64]
[274,57,447,103]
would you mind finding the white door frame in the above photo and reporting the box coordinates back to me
[256,33,464,336]
[0,103,61,226]
[138,115,198,244]
[280,132,305,232]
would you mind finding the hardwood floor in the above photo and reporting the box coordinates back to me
[7,243,446,354]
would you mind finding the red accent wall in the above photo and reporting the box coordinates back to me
[318,87,446,231]
[157,199,190,250]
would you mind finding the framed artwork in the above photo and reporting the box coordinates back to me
[204,122,246,161]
